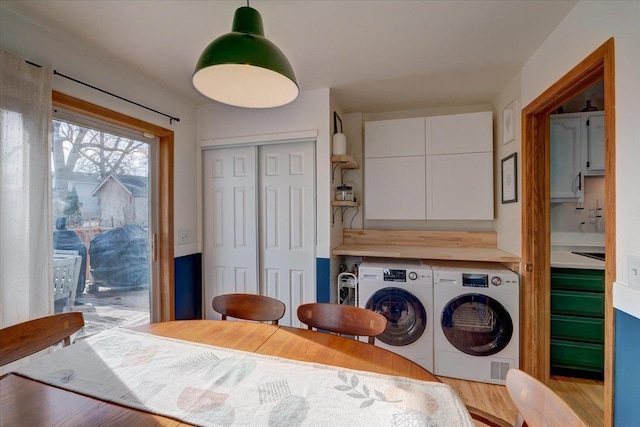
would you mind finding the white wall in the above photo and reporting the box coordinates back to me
[551,176,606,234]
[521,0,640,284]
[492,71,522,256]
[0,6,199,258]
[197,88,332,259]
[343,112,364,230]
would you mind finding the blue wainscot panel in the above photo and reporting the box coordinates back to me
[614,309,640,425]
[174,253,202,320]
[316,258,331,303]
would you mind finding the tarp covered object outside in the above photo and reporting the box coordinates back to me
[89,224,149,289]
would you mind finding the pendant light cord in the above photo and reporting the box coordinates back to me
[26,60,180,124]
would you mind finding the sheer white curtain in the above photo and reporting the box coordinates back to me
[0,51,53,333]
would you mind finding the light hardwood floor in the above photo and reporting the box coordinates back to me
[439,375,604,427]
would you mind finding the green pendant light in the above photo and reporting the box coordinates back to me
[193,4,299,108]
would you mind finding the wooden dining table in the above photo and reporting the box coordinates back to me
[0,320,440,426]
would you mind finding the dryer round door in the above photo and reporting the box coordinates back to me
[440,293,513,356]
[365,287,426,346]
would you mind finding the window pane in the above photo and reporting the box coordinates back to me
[52,117,151,338]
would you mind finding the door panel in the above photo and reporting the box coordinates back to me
[203,146,258,319]
[259,142,315,327]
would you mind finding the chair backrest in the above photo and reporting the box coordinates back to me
[53,255,81,309]
[54,249,79,258]
[506,369,587,427]
[212,293,286,325]
[296,303,387,345]
[0,312,85,367]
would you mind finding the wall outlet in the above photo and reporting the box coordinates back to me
[177,229,192,245]
[629,255,640,289]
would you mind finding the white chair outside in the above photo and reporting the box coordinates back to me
[53,251,81,311]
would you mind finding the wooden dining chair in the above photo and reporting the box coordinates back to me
[296,303,387,344]
[212,293,286,325]
[0,312,85,367]
[505,368,587,427]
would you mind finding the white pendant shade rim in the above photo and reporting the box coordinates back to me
[193,63,299,108]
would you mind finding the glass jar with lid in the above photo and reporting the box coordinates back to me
[335,185,354,202]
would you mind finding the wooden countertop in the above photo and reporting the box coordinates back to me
[332,229,521,270]
[332,243,521,264]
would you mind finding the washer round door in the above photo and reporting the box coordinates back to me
[440,293,513,356]
[365,287,426,346]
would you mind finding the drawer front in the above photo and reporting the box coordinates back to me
[551,268,604,292]
[551,339,604,372]
[551,290,604,317]
[551,314,604,343]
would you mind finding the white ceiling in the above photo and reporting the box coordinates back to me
[2,0,577,113]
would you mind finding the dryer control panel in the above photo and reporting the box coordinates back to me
[462,273,489,288]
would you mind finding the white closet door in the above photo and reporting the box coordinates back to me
[203,146,258,319]
[259,142,315,327]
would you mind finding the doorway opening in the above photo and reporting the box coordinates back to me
[521,39,615,425]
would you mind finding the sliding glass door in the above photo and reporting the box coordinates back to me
[52,110,154,337]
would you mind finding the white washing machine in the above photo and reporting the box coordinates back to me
[358,258,433,372]
[433,261,519,385]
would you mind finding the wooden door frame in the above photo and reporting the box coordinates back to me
[52,91,175,322]
[520,38,615,425]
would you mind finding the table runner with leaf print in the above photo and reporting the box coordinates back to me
[13,328,473,426]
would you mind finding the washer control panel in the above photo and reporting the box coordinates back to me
[359,258,433,286]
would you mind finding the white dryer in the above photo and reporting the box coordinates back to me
[358,258,433,372]
[432,261,519,385]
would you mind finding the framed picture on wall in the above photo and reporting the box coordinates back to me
[502,101,515,144]
[501,153,518,204]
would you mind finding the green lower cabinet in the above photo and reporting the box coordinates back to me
[550,268,605,377]
[550,290,604,317]
[551,314,604,343]
[550,268,605,292]
[551,339,605,372]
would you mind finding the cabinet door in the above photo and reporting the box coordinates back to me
[426,152,493,219]
[585,113,605,175]
[364,117,425,158]
[550,116,583,201]
[364,156,426,220]
[426,111,492,155]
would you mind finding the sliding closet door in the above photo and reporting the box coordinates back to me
[259,142,315,327]
[203,146,258,319]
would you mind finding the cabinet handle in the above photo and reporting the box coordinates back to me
[577,172,582,191]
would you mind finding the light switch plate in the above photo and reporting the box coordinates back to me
[629,255,640,289]
[177,229,192,245]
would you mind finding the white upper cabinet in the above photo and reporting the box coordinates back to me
[364,117,425,158]
[426,111,493,155]
[426,152,494,220]
[584,112,605,175]
[550,111,605,202]
[364,111,493,221]
[550,115,583,202]
[365,156,426,220]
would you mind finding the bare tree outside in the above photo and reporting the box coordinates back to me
[52,120,148,223]
[52,120,148,178]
